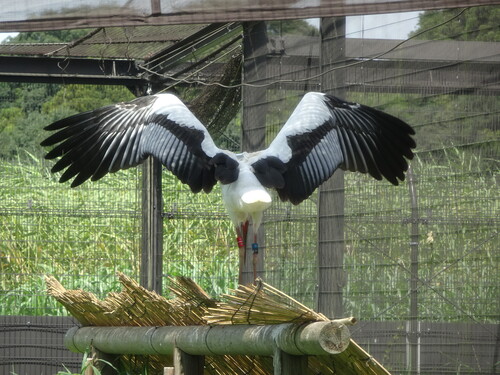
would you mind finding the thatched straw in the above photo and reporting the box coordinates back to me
[46,274,390,375]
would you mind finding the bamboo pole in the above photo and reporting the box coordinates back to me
[65,320,352,357]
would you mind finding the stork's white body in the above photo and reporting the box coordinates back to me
[221,152,272,237]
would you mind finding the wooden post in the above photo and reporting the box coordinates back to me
[140,156,163,294]
[273,349,308,375]
[173,347,204,375]
[317,17,347,319]
[241,21,268,284]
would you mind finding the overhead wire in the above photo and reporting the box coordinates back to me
[136,8,471,89]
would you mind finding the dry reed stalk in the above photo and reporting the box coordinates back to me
[45,275,115,326]
[167,276,217,307]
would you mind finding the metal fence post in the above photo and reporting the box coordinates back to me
[407,165,420,374]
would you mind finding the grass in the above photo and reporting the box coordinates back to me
[52,351,136,375]
[0,148,498,323]
[0,151,239,315]
[343,149,499,322]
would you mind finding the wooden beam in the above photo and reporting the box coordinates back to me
[65,321,352,356]
[140,157,163,294]
[240,21,268,285]
[317,17,347,319]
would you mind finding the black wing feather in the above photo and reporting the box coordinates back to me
[41,94,236,193]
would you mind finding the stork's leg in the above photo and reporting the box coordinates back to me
[236,221,249,285]
[250,213,264,284]
[252,233,259,283]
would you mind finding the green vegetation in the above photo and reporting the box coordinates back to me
[0,152,139,315]
[343,150,498,322]
[0,147,497,323]
[0,151,238,316]
[0,82,135,159]
[53,351,125,375]
[0,29,136,160]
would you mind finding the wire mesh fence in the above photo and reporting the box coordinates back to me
[0,13,498,375]
[0,152,142,316]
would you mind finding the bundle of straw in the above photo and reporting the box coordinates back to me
[206,278,329,325]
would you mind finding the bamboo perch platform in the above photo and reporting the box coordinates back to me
[46,273,390,375]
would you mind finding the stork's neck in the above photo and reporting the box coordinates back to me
[235,151,261,162]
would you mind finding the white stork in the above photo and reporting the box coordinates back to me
[41,92,416,282]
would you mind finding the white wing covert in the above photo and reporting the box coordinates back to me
[250,92,416,205]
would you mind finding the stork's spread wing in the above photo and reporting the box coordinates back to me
[41,93,238,192]
[252,92,416,205]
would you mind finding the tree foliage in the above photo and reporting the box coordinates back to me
[267,19,319,36]
[405,5,500,157]
[42,84,134,115]
[0,82,134,159]
[7,29,93,43]
[0,30,134,160]
[410,6,500,41]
